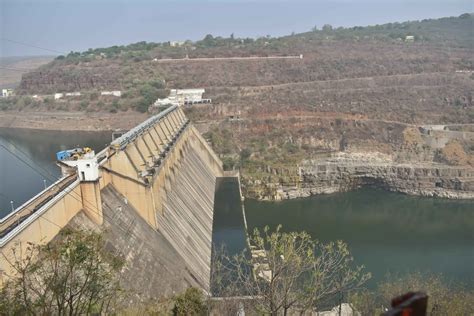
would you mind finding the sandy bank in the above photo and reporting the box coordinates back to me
[0,111,148,131]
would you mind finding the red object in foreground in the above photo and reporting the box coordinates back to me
[381,292,428,316]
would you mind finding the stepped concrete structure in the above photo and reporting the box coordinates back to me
[0,105,224,299]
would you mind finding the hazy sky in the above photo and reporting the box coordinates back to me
[1,0,472,57]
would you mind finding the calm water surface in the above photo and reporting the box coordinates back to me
[213,179,474,288]
[0,128,111,218]
[1,130,473,288]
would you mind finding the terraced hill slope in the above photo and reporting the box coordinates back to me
[3,14,474,199]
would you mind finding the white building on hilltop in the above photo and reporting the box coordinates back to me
[101,90,121,97]
[169,41,185,47]
[2,89,13,97]
[154,88,211,107]
[174,89,205,104]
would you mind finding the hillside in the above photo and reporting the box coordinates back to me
[2,13,473,198]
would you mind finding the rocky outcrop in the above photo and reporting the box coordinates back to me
[19,67,121,94]
[277,152,474,200]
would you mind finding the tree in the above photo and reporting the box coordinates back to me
[322,24,333,31]
[216,226,370,315]
[0,229,124,315]
[201,34,216,47]
[305,240,370,311]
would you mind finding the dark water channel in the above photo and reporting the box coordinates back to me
[212,178,474,288]
[0,128,111,218]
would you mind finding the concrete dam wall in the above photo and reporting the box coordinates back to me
[0,105,224,298]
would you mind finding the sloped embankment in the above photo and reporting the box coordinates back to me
[69,185,201,305]
[67,130,223,305]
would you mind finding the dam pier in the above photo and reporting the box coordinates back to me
[0,105,224,300]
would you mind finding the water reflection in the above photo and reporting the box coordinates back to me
[245,188,474,288]
[211,178,474,288]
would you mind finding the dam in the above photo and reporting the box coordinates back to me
[0,105,224,301]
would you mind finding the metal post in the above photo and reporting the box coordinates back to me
[43,179,47,190]
[10,200,14,212]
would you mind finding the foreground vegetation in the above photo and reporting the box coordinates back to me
[0,230,124,315]
[351,273,474,315]
[1,228,472,315]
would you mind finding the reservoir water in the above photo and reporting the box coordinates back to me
[1,128,472,288]
[0,128,111,218]
[213,178,474,288]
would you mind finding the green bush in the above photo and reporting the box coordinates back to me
[173,288,207,316]
[240,148,252,161]
[80,100,88,109]
[349,273,474,315]
[222,156,239,170]
[43,97,54,104]
[135,99,150,113]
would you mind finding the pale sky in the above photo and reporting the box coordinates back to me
[1,0,472,57]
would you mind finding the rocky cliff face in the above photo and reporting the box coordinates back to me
[19,67,122,93]
[278,152,474,200]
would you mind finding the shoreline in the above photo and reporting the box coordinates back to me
[247,183,474,201]
[0,110,147,132]
[243,152,474,201]
[244,186,474,203]
[276,185,474,201]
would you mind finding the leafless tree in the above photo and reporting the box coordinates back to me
[212,226,370,315]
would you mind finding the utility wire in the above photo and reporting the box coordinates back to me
[0,142,149,243]
[1,38,66,55]
[0,144,67,230]
[2,109,189,238]
[0,127,201,286]
[0,143,158,284]
[1,141,140,239]
[0,66,37,72]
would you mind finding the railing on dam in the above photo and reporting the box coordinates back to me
[111,105,179,150]
[0,105,190,246]
[0,175,77,241]
[0,177,80,247]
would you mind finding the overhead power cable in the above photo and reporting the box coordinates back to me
[0,144,68,231]
[0,66,36,72]
[1,38,66,55]
[0,141,149,243]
